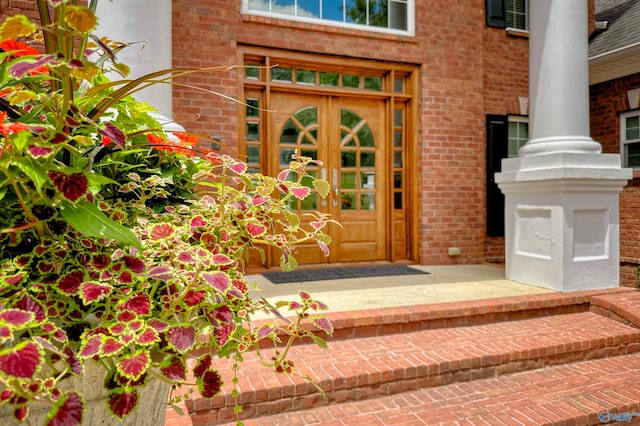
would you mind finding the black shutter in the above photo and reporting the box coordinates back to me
[486,115,508,237]
[485,0,506,28]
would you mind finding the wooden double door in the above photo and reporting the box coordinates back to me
[270,92,387,265]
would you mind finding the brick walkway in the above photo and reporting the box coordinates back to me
[167,288,640,426]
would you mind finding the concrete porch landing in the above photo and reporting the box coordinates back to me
[166,265,640,426]
[246,264,553,314]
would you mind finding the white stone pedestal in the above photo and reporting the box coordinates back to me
[496,153,631,292]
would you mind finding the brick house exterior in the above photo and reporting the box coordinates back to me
[170,0,530,267]
[4,0,639,287]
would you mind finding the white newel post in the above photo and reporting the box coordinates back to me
[95,1,181,131]
[495,0,632,292]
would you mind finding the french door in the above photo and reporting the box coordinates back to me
[269,92,387,264]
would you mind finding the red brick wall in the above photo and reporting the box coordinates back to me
[590,74,640,288]
[1,1,40,21]
[481,26,529,266]
[171,1,242,155]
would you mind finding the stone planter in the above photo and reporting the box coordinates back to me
[1,360,172,425]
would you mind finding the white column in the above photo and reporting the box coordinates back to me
[495,0,632,292]
[520,1,601,156]
[95,0,174,121]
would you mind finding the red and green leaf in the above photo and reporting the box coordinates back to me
[102,337,124,356]
[122,256,146,274]
[202,272,230,292]
[48,171,88,202]
[167,326,196,353]
[136,326,159,345]
[117,350,149,381]
[0,309,34,327]
[256,325,275,340]
[120,294,150,315]
[3,272,25,287]
[78,335,102,358]
[183,290,206,307]
[56,271,84,295]
[214,323,234,347]
[193,355,211,380]
[13,406,28,422]
[80,281,112,304]
[177,251,197,263]
[147,319,168,332]
[0,340,42,379]
[190,216,207,227]
[212,254,233,265]
[108,388,138,420]
[197,369,223,399]
[246,223,266,237]
[251,195,269,206]
[228,162,247,174]
[290,186,310,200]
[46,391,84,426]
[64,348,83,375]
[160,358,186,381]
[313,317,334,335]
[149,223,174,240]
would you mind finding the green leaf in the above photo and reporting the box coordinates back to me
[313,179,330,198]
[85,172,118,186]
[309,334,328,349]
[284,211,300,228]
[60,200,141,249]
[280,255,297,272]
[13,157,48,193]
[10,131,31,151]
[170,404,184,417]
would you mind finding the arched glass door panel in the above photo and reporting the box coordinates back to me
[279,107,320,211]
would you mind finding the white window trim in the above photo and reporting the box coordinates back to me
[620,110,640,168]
[241,0,415,37]
[507,115,528,158]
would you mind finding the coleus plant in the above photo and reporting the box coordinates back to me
[0,1,334,425]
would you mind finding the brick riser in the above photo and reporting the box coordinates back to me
[258,289,597,351]
[167,288,640,426]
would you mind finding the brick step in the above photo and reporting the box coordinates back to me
[184,310,640,425]
[294,290,600,343]
[217,352,640,425]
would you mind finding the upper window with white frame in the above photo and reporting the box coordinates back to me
[506,0,527,30]
[621,110,640,168]
[486,0,528,31]
[243,0,414,35]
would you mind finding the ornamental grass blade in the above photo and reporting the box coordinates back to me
[60,201,141,249]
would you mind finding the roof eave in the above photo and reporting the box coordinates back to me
[589,42,640,85]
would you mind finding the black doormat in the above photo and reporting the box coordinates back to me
[262,264,429,284]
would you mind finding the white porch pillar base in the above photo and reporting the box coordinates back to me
[496,153,631,292]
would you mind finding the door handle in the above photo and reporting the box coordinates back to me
[332,168,338,207]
